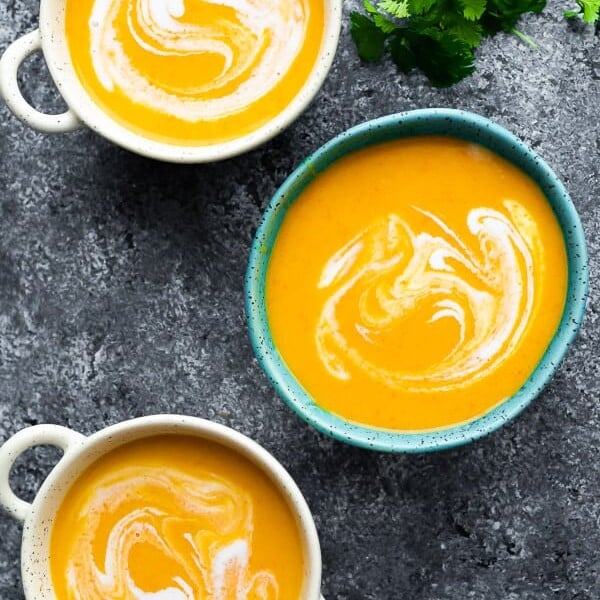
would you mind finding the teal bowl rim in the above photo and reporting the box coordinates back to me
[245,108,589,453]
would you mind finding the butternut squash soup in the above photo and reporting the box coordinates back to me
[64,0,324,145]
[266,136,568,431]
[50,435,305,599]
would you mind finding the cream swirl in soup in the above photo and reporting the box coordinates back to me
[50,437,305,599]
[65,0,323,143]
[64,467,277,599]
[88,0,309,121]
[316,200,539,392]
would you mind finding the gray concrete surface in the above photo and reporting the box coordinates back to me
[1,0,599,598]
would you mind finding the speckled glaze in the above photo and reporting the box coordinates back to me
[0,416,324,599]
[0,0,342,163]
[245,108,589,453]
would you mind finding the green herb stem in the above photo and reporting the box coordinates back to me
[510,27,539,49]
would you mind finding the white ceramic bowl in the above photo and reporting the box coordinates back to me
[0,1,342,162]
[0,415,325,599]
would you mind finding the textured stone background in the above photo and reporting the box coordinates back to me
[1,0,599,598]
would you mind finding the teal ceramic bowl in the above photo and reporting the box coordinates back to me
[245,108,589,453]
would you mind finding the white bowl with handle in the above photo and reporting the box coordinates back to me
[0,415,325,599]
[0,0,341,162]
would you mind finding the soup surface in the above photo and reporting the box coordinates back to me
[50,435,305,599]
[266,136,568,431]
[64,0,324,145]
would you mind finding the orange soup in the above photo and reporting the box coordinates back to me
[64,0,325,145]
[266,137,568,431]
[50,435,305,599]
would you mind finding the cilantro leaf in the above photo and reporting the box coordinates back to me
[388,27,475,86]
[447,16,484,46]
[364,0,401,32]
[388,32,418,71]
[410,30,476,87]
[576,0,600,22]
[408,0,439,15]
[563,0,599,22]
[379,0,411,18]
[350,12,389,61]
[460,0,487,20]
[481,0,545,34]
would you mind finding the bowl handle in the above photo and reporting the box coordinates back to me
[0,29,82,133]
[0,424,86,522]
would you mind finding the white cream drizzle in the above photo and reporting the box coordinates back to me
[65,467,279,599]
[315,200,541,391]
[88,0,309,121]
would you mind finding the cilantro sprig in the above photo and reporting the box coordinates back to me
[351,0,597,88]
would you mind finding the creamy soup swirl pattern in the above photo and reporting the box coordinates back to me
[316,200,540,393]
[64,466,278,599]
[89,0,309,121]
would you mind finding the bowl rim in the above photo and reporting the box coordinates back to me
[245,107,589,453]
